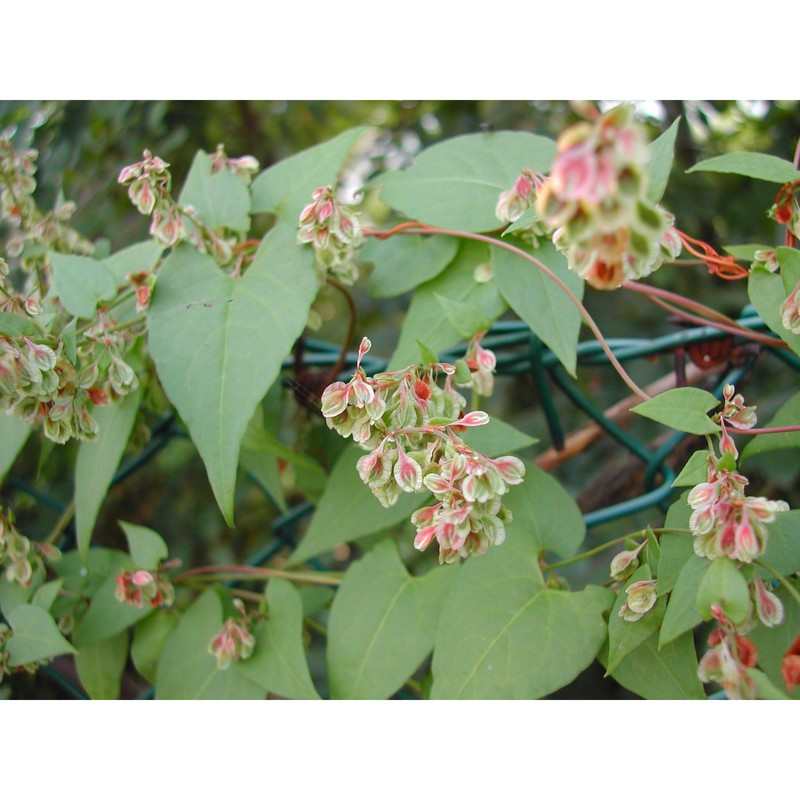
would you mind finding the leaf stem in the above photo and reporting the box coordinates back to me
[174,564,342,586]
[364,223,651,402]
[541,527,691,572]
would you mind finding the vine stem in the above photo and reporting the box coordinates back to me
[541,527,690,572]
[755,559,800,609]
[732,425,800,435]
[363,223,652,402]
[624,282,787,349]
[174,564,342,586]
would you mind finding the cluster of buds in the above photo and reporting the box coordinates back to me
[749,248,779,272]
[1,137,92,275]
[454,333,497,397]
[688,454,789,563]
[0,507,43,587]
[210,144,260,185]
[0,316,139,444]
[697,605,759,699]
[208,599,256,670]
[114,568,174,609]
[768,182,800,238]
[534,104,681,290]
[118,150,187,248]
[321,338,525,563]
[618,578,658,622]
[298,185,363,284]
[714,383,757,459]
[495,170,550,244]
[781,280,800,335]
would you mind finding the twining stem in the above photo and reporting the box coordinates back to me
[541,527,691,572]
[625,282,787,349]
[363,223,652,402]
[44,499,75,545]
[175,564,342,587]
[755,559,800,609]
[733,425,800,435]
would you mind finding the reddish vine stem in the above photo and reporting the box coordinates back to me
[675,228,749,280]
[363,223,652,402]
[731,425,800,435]
[626,283,788,349]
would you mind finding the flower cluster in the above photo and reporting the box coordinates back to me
[714,383,757,459]
[495,170,549,244]
[697,605,760,699]
[114,568,174,609]
[298,185,363,284]
[0,316,139,444]
[0,507,42,587]
[210,144,260,184]
[618,578,658,622]
[781,281,800,334]
[208,600,255,670]
[768,184,800,238]
[534,104,681,289]
[321,338,525,563]
[1,136,92,277]
[688,454,789,563]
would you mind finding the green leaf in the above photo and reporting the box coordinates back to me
[0,413,32,485]
[289,445,425,565]
[102,241,164,284]
[778,245,800,293]
[417,340,440,366]
[748,582,800,699]
[748,268,800,355]
[131,609,177,684]
[503,464,585,559]
[492,240,584,377]
[6,604,76,667]
[375,131,556,232]
[75,387,141,560]
[724,244,770,260]
[75,631,129,700]
[459,417,538,457]
[251,127,369,222]
[31,579,64,611]
[0,570,42,618]
[430,526,612,699]
[501,206,541,237]
[238,579,320,699]
[147,225,317,524]
[672,450,711,488]
[49,253,118,319]
[73,569,153,646]
[606,565,666,673]
[434,293,491,339]
[119,520,169,570]
[605,631,705,699]
[646,117,680,204]
[696,556,751,625]
[178,150,251,232]
[687,152,800,184]
[155,590,264,700]
[631,387,721,434]
[387,240,506,371]
[0,311,42,337]
[759,510,800,576]
[659,555,709,647]
[240,445,286,513]
[327,539,457,699]
[363,234,458,298]
[657,495,693,594]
